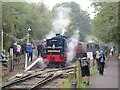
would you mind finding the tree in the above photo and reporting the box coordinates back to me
[2,2,52,51]
[91,2,118,43]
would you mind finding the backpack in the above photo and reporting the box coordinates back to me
[16,45,21,53]
[80,57,89,67]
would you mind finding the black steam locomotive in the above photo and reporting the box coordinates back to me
[43,34,67,67]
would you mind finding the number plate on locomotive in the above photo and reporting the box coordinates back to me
[47,50,60,52]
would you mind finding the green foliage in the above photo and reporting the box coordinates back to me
[2,2,52,51]
[59,78,71,88]
[91,2,118,43]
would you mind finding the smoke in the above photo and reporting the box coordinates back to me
[37,58,47,68]
[66,30,79,64]
[46,7,71,39]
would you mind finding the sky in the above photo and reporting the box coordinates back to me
[27,0,95,19]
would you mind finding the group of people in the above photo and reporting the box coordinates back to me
[79,50,107,86]
[10,40,46,63]
[25,40,46,62]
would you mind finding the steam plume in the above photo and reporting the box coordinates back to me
[46,7,71,39]
[66,30,79,64]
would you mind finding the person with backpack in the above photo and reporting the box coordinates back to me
[16,44,22,63]
[79,53,90,85]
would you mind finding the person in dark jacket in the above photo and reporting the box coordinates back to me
[79,53,90,85]
[13,42,17,56]
[41,40,46,57]
[99,51,106,75]
[37,42,42,58]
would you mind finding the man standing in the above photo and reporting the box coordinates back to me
[26,43,33,62]
[96,51,100,70]
[37,42,42,58]
[41,40,46,57]
[79,53,90,85]
[99,51,106,75]
[110,47,114,56]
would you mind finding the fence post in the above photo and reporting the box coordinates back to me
[9,48,14,72]
[76,60,81,88]
[25,53,28,69]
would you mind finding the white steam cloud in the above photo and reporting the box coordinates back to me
[66,30,79,64]
[46,7,71,39]
[37,58,47,68]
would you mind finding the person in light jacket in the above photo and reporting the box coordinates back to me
[99,51,106,75]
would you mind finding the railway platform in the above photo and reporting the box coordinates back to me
[89,55,119,89]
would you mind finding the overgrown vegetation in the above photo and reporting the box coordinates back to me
[2,2,52,50]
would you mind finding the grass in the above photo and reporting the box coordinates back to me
[59,76,89,88]
[90,66,99,76]
[59,71,88,88]
[59,78,71,88]
[59,67,99,88]
[2,75,10,82]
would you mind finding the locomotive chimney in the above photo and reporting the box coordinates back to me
[56,33,60,36]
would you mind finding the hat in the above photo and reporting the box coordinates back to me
[82,57,87,60]
[14,43,17,46]
[96,51,99,53]
[44,39,46,42]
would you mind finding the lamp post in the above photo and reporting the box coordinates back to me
[25,27,31,69]
[27,28,31,43]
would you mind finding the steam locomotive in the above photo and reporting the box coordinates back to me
[43,34,67,67]
[42,34,108,67]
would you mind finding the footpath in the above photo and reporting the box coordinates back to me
[90,55,119,89]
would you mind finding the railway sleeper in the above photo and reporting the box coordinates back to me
[31,72,63,90]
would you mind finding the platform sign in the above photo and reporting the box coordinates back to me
[87,52,93,60]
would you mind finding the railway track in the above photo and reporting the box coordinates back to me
[2,65,76,90]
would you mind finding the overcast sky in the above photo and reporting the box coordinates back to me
[27,0,95,18]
